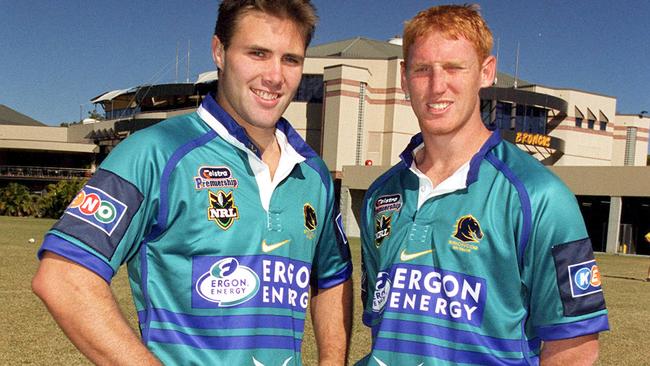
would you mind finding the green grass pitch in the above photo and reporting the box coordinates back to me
[1,216,648,365]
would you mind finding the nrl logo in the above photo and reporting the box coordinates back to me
[374,215,392,248]
[208,190,239,230]
[303,203,317,239]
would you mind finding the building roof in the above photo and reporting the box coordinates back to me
[0,104,45,126]
[308,37,532,87]
[493,72,532,88]
[307,37,403,59]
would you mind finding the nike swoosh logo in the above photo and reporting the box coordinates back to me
[400,249,433,261]
[262,239,291,253]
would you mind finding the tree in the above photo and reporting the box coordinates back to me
[38,179,87,219]
[0,183,37,217]
[87,110,104,121]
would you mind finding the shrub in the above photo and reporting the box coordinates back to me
[37,179,87,219]
[0,183,37,217]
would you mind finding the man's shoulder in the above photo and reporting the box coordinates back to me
[113,113,207,151]
[132,112,206,141]
[366,162,409,200]
[300,155,334,192]
[488,139,574,200]
[100,112,211,170]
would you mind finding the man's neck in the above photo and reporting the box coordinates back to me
[243,124,281,180]
[416,122,491,187]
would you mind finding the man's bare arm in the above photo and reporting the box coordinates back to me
[310,279,353,366]
[32,252,161,366]
[540,334,599,366]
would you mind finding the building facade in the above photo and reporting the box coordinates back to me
[2,37,648,254]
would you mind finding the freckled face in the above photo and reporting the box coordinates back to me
[401,31,495,136]
[212,11,305,131]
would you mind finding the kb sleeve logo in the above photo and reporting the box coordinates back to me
[65,185,128,236]
[568,260,602,298]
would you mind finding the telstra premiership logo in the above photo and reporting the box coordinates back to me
[65,186,128,235]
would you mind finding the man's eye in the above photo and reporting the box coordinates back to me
[283,56,302,65]
[412,66,429,73]
[251,50,265,57]
[445,65,464,71]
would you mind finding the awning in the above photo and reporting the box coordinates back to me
[195,71,219,84]
[0,139,99,153]
[90,87,137,103]
[575,106,585,119]
[587,108,597,121]
[599,110,609,123]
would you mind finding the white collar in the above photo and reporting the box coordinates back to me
[409,143,471,210]
[197,105,305,211]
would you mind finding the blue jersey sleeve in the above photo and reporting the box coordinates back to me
[360,187,380,327]
[38,116,200,282]
[523,178,609,340]
[311,163,352,289]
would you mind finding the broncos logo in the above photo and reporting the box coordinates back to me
[453,215,484,243]
[303,203,317,231]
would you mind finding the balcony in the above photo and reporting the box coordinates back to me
[0,165,92,181]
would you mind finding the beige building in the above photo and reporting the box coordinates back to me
[1,37,649,254]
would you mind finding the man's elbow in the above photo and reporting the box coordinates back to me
[541,334,600,366]
[32,252,80,306]
[32,260,59,304]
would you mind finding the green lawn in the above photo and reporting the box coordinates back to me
[1,216,648,365]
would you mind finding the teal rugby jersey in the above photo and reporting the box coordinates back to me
[38,93,352,365]
[357,131,608,366]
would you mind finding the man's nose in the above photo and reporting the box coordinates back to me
[429,67,448,95]
[262,57,283,86]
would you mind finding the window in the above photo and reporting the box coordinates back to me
[599,122,607,131]
[480,100,513,130]
[514,105,547,134]
[294,74,323,102]
[587,119,595,129]
[575,117,583,128]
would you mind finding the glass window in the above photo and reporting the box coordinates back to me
[575,117,583,128]
[515,105,547,134]
[294,74,323,102]
[481,100,493,128]
[588,119,595,129]
[600,122,607,131]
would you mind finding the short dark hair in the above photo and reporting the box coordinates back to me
[214,0,318,50]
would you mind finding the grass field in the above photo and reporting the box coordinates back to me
[1,216,649,365]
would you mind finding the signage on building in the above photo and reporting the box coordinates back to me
[515,132,552,148]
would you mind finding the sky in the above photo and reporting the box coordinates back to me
[1,0,649,126]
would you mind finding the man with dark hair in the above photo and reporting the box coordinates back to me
[357,4,608,365]
[33,1,352,365]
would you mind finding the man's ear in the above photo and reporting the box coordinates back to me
[400,60,410,96]
[480,55,496,88]
[211,36,225,71]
